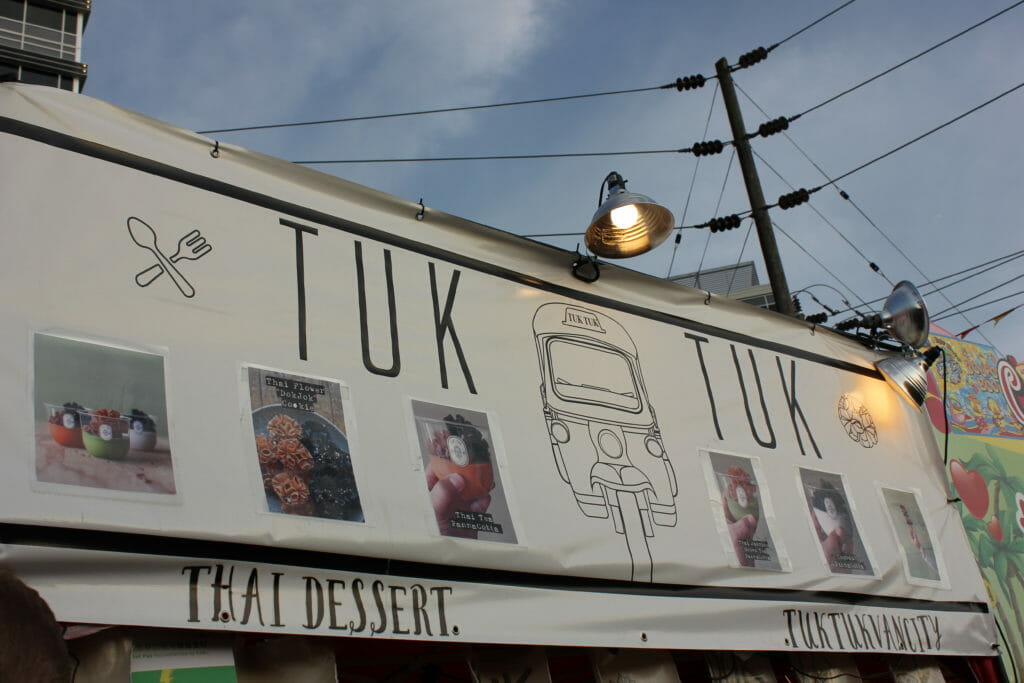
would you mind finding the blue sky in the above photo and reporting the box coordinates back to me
[81,0,1024,355]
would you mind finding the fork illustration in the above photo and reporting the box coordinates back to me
[135,229,213,288]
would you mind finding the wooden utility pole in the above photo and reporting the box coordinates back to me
[714,57,795,316]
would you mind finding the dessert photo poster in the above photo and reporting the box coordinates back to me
[411,399,518,543]
[246,366,363,523]
[799,468,875,577]
[701,451,786,571]
[880,487,943,583]
[33,332,175,494]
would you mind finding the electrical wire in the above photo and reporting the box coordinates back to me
[918,257,1024,300]
[932,290,1024,322]
[793,79,1024,355]
[737,82,1004,348]
[819,80,1024,188]
[666,82,720,278]
[695,149,737,287]
[300,62,1024,167]
[197,83,689,135]
[751,148,892,287]
[201,1,859,135]
[740,83,920,280]
[794,1,1024,119]
[829,249,1024,315]
[767,0,858,52]
[773,223,869,310]
[929,272,1024,319]
[293,148,687,164]
[726,219,755,295]
[995,616,1020,683]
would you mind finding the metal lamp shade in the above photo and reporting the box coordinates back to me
[881,281,930,348]
[585,189,675,259]
[876,355,929,408]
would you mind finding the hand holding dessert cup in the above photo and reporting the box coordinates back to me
[419,414,496,538]
[720,468,760,566]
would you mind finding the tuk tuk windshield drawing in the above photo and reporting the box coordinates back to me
[548,339,641,411]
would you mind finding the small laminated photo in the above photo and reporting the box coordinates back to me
[247,366,363,523]
[701,451,787,571]
[800,468,874,577]
[412,400,517,543]
[33,333,175,495]
[880,487,943,583]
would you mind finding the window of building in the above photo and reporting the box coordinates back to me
[0,0,23,21]
[0,1,79,61]
[25,3,61,30]
[20,67,57,86]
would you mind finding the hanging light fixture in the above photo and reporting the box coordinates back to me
[877,346,942,408]
[584,172,675,259]
[857,280,939,408]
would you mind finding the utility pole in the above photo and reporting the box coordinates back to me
[715,57,795,317]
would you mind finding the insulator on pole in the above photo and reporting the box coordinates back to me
[737,46,768,69]
[757,117,790,138]
[673,75,707,91]
[777,188,810,209]
[708,214,742,233]
[692,139,725,157]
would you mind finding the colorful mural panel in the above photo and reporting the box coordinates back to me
[927,331,1024,675]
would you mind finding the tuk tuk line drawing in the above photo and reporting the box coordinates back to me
[533,303,678,582]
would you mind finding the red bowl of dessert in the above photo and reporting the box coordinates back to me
[46,402,85,448]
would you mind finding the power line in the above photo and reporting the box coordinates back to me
[294,80,1024,197]
[737,82,1010,349]
[794,1,1024,119]
[819,80,1024,188]
[751,148,892,286]
[920,249,1024,287]
[919,254,1024,299]
[293,148,687,164]
[831,249,1024,314]
[929,273,1024,319]
[695,148,736,286]
[741,82,957,285]
[767,0,858,52]
[726,219,755,295]
[197,83,693,135]
[932,290,1024,322]
[199,1,858,137]
[666,82,720,278]
[772,222,870,310]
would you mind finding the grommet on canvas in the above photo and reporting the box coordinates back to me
[210,140,220,158]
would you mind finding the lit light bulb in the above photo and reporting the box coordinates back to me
[610,204,639,230]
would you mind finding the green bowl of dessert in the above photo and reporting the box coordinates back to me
[79,409,131,459]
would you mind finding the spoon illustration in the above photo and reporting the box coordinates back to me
[127,217,195,298]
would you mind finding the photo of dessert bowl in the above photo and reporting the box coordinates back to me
[79,409,131,460]
[45,402,86,448]
[127,409,158,451]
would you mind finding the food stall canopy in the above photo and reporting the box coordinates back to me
[0,83,995,655]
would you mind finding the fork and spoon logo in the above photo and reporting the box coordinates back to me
[127,217,213,298]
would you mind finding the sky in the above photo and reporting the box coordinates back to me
[80,0,1024,357]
